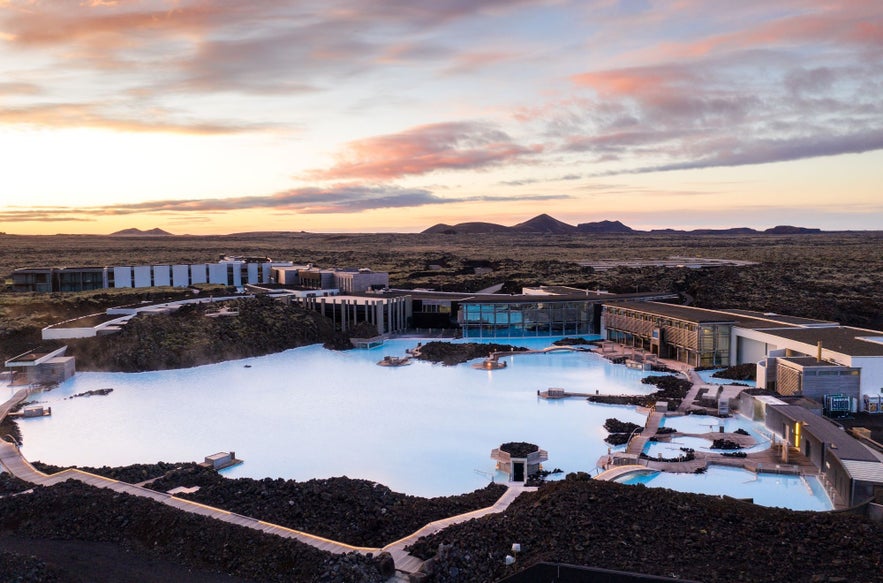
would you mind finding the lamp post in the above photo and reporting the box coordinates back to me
[626,425,643,451]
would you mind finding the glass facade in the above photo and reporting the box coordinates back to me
[460,301,595,338]
[603,305,733,367]
[55,269,106,292]
[698,324,731,367]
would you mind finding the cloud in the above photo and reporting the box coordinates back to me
[304,122,542,180]
[90,185,453,215]
[0,1,550,96]
[0,102,265,134]
[0,185,454,221]
[0,210,93,223]
[0,184,571,222]
[499,174,583,186]
[0,81,40,95]
[557,4,883,175]
[591,128,883,176]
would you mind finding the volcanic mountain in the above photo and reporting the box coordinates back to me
[110,228,174,237]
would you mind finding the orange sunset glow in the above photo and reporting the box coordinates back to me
[1,1,881,234]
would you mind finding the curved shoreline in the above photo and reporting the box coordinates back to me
[11,339,655,498]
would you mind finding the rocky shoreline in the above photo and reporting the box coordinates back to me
[144,466,507,548]
[2,472,879,582]
[412,341,528,365]
[0,480,391,582]
[21,461,507,548]
[406,475,883,583]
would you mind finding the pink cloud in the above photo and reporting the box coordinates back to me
[572,66,697,98]
[0,102,263,134]
[304,122,542,180]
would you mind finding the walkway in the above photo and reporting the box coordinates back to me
[382,483,536,574]
[0,387,535,576]
[678,370,706,413]
[626,411,664,455]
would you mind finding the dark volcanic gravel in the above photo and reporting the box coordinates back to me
[146,466,507,547]
[406,476,883,583]
[0,481,390,583]
[5,463,880,582]
[413,341,528,365]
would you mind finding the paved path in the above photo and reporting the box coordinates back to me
[626,411,664,455]
[382,483,536,575]
[678,370,706,412]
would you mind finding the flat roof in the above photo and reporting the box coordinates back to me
[768,404,879,462]
[392,290,677,304]
[715,308,838,327]
[779,356,842,368]
[602,301,743,324]
[755,326,883,357]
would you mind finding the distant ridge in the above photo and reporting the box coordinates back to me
[422,222,512,235]
[512,213,578,234]
[577,220,633,234]
[763,225,823,234]
[421,215,824,235]
[110,228,173,237]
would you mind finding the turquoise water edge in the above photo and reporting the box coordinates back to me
[8,337,831,509]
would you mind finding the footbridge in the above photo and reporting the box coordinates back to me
[485,344,592,362]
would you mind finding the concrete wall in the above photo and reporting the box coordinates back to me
[153,265,171,287]
[851,356,883,404]
[208,263,227,284]
[189,264,206,285]
[133,265,151,287]
[736,335,769,364]
[112,266,132,288]
[172,265,189,286]
[246,262,259,284]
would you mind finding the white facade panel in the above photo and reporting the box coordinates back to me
[850,356,883,406]
[208,264,227,284]
[736,335,769,365]
[153,265,171,287]
[172,265,190,287]
[113,266,132,288]
[246,263,259,284]
[232,264,243,287]
[133,266,152,288]
[190,264,207,284]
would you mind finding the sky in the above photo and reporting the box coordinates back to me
[0,0,881,235]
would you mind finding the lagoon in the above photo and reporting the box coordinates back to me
[13,338,659,497]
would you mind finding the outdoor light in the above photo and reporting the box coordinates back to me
[511,543,521,554]
[504,555,515,566]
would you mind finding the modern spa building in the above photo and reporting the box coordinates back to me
[12,256,295,292]
[399,287,679,338]
[600,302,883,411]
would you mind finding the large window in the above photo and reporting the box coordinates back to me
[461,301,594,338]
[697,324,731,367]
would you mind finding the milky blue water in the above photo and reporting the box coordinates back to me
[615,466,832,511]
[697,368,756,387]
[12,338,659,497]
[652,414,775,455]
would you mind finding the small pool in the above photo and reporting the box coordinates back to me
[614,465,832,511]
[658,414,774,453]
[643,437,713,458]
[696,369,756,387]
